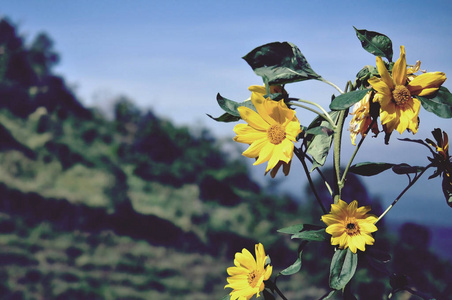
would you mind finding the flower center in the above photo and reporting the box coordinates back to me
[392,85,411,106]
[345,219,360,236]
[247,270,260,287]
[267,124,286,144]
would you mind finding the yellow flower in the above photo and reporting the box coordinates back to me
[225,243,273,300]
[368,46,446,135]
[248,84,287,97]
[321,199,378,253]
[233,92,301,176]
[349,91,379,146]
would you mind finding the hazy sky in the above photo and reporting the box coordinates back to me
[2,1,452,226]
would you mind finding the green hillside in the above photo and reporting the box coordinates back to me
[0,17,451,299]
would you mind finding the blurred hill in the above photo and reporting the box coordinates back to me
[0,17,451,299]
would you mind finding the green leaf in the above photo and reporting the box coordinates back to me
[442,176,452,208]
[242,42,321,85]
[329,89,369,111]
[221,294,231,300]
[349,162,395,176]
[305,126,334,137]
[277,224,304,235]
[416,86,452,118]
[291,228,328,241]
[392,163,425,174]
[206,112,241,123]
[354,27,393,61]
[306,110,340,170]
[280,257,302,276]
[216,93,256,117]
[329,249,358,290]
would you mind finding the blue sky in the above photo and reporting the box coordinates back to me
[2,1,452,226]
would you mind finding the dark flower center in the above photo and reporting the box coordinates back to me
[248,270,259,287]
[345,221,360,236]
[392,85,411,106]
[267,124,286,144]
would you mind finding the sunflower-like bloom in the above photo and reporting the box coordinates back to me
[321,199,378,253]
[233,92,301,176]
[349,91,379,146]
[368,46,446,135]
[225,243,273,300]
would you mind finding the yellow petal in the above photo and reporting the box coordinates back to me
[375,56,395,90]
[233,124,267,144]
[250,92,277,126]
[368,77,392,97]
[392,46,407,86]
[407,72,446,96]
[242,138,268,158]
[248,85,267,94]
[254,143,275,165]
[238,106,269,131]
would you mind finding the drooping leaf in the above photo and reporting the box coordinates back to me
[277,224,304,235]
[443,175,452,208]
[243,42,321,85]
[329,89,369,111]
[416,86,452,118]
[280,256,302,276]
[291,228,328,242]
[329,249,358,290]
[216,93,256,117]
[306,110,341,170]
[349,162,395,176]
[392,163,425,175]
[354,27,393,61]
[206,112,241,123]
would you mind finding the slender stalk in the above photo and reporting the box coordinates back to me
[320,77,344,94]
[289,98,336,128]
[266,280,288,300]
[288,102,336,129]
[273,285,288,300]
[295,148,327,214]
[375,164,433,224]
[340,118,377,184]
[301,143,333,196]
[332,109,347,204]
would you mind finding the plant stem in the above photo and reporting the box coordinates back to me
[340,118,377,184]
[320,77,344,94]
[332,109,347,204]
[288,102,336,129]
[375,164,433,224]
[295,148,327,214]
[289,98,336,128]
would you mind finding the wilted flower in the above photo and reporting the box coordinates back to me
[349,91,380,145]
[426,128,451,179]
[225,243,273,300]
[321,199,378,253]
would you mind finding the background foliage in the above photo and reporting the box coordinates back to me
[0,18,451,299]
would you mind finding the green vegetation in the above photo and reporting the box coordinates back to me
[0,17,450,299]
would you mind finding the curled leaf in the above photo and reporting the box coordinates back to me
[354,27,393,61]
[243,42,321,85]
[329,249,358,290]
[350,162,395,176]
